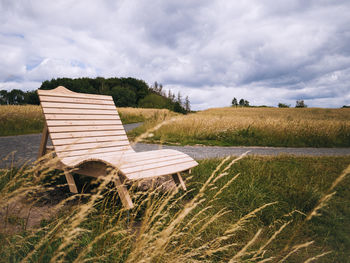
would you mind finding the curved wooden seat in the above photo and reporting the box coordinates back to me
[37,86,198,209]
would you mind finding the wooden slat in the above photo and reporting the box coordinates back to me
[40,95,114,105]
[55,140,130,153]
[41,102,116,110]
[49,125,124,133]
[45,114,120,120]
[100,150,184,164]
[59,149,182,168]
[50,130,126,139]
[53,135,129,146]
[38,124,49,158]
[47,120,122,126]
[43,108,117,115]
[121,157,193,174]
[38,89,112,100]
[59,147,134,160]
[121,154,192,169]
[172,173,187,191]
[125,161,198,180]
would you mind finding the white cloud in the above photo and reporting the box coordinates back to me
[0,0,349,109]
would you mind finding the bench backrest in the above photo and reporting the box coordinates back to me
[38,86,133,163]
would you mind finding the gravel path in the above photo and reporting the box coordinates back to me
[1,122,349,168]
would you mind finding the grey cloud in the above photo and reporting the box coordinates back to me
[0,0,349,109]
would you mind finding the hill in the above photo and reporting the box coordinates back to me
[0,77,188,113]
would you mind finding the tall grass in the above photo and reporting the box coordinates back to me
[137,107,350,147]
[0,105,175,136]
[0,105,44,136]
[1,153,349,262]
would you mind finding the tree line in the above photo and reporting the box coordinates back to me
[231,97,311,108]
[0,77,191,113]
[231,97,250,107]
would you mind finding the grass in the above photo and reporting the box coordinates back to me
[131,107,350,147]
[0,154,349,262]
[0,105,175,136]
[0,105,44,137]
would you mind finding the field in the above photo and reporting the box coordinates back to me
[0,155,349,262]
[0,105,175,136]
[132,107,350,147]
[1,105,349,148]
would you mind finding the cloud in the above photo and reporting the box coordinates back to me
[0,0,349,108]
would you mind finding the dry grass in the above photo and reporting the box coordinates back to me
[0,105,44,136]
[141,107,350,147]
[117,107,177,124]
[0,105,176,136]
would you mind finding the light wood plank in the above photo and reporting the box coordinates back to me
[41,101,116,110]
[45,114,120,120]
[50,130,126,139]
[49,125,124,133]
[43,108,117,115]
[99,150,185,164]
[38,89,112,100]
[64,170,78,193]
[60,149,135,166]
[121,157,194,174]
[114,175,134,209]
[120,154,192,169]
[59,146,133,159]
[172,173,187,191]
[47,120,122,126]
[40,95,114,105]
[53,135,129,145]
[55,140,131,153]
[125,161,198,180]
[38,124,48,158]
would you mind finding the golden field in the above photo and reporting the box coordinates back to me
[0,105,175,136]
[141,107,350,147]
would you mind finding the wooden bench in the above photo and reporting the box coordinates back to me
[37,86,198,209]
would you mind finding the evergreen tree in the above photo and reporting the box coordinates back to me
[168,89,172,99]
[184,96,191,112]
[177,91,182,106]
[153,81,159,93]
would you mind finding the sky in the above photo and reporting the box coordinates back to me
[0,0,350,110]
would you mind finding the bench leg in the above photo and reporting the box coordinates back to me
[172,172,187,191]
[115,176,134,209]
[64,170,78,193]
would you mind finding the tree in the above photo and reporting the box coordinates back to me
[9,89,25,104]
[184,96,191,112]
[24,90,39,105]
[153,81,159,93]
[244,100,249,107]
[168,89,172,99]
[0,90,8,104]
[239,98,245,106]
[138,94,167,109]
[295,100,307,108]
[278,103,290,108]
[110,86,136,107]
[232,97,238,107]
[177,91,182,106]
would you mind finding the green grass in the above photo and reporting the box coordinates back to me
[1,155,349,262]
